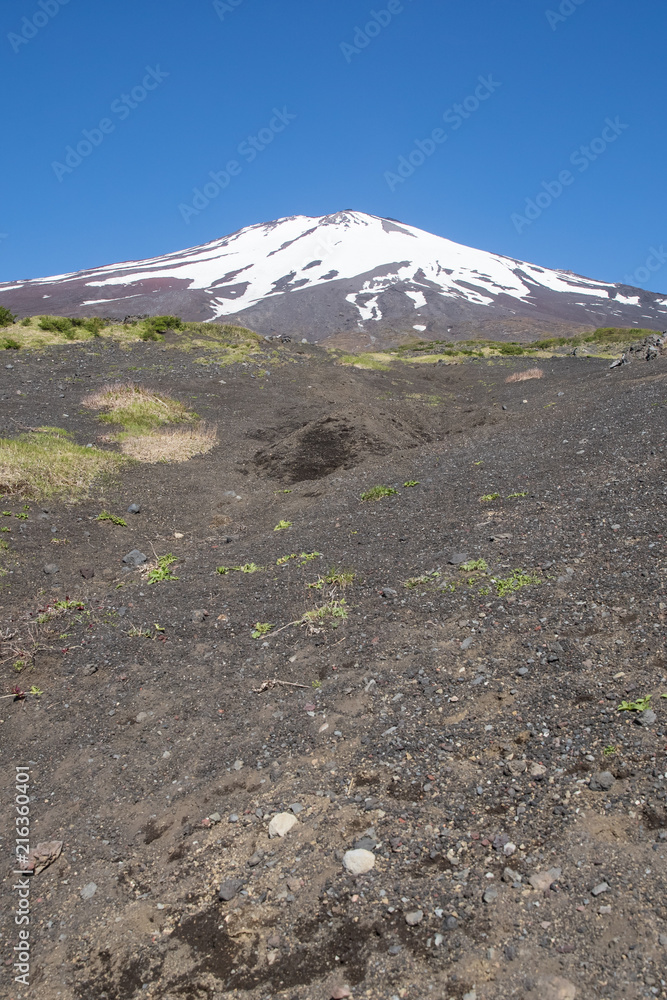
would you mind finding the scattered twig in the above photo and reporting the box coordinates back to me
[253,679,309,693]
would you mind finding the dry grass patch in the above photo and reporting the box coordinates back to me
[505,367,544,383]
[119,425,218,463]
[82,383,195,432]
[0,431,125,500]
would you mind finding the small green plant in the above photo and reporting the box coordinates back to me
[252,622,274,639]
[143,315,184,336]
[403,480,420,487]
[618,695,652,712]
[0,306,17,326]
[20,317,31,327]
[480,493,500,502]
[13,660,26,673]
[301,599,348,625]
[310,568,355,590]
[603,745,618,757]
[0,527,9,533]
[276,554,295,566]
[217,562,263,575]
[127,626,152,638]
[493,569,542,598]
[97,511,128,527]
[1,337,20,350]
[311,679,322,689]
[361,485,398,501]
[300,551,321,563]
[146,554,179,585]
[274,520,292,531]
[478,586,490,595]
[460,559,488,572]
[28,686,43,697]
[404,570,440,589]
[14,512,28,520]
[507,492,528,499]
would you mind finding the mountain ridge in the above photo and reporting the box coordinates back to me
[2,211,666,345]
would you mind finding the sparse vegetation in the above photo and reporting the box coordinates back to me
[252,622,274,639]
[274,520,292,531]
[309,568,355,590]
[97,511,127,527]
[480,493,500,502]
[506,368,544,383]
[618,695,652,712]
[0,430,125,500]
[216,563,263,575]
[404,570,440,588]
[493,569,542,597]
[83,383,217,464]
[361,485,398,501]
[301,599,348,625]
[0,306,17,326]
[460,559,488,572]
[146,554,179,585]
[403,480,420,487]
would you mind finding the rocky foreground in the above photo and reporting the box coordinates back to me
[0,337,666,1000]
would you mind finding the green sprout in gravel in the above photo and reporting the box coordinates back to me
[404,570,441,589]
[492,569,542,598]
[618,695,652,712]
[301,600,348,625]
[217,562,263,575]
[146,554,179,585]
[480,493,500,502]
[252,622,274,639]
[274,520,292,531]
[460,559,488,573]
[507,492,528,499]
[361,485,398,501]
[403,480,420,488]
[97,511,128,527]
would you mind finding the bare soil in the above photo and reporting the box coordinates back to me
[1,338,666,1000]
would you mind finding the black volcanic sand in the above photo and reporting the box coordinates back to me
[1,339,666,1000]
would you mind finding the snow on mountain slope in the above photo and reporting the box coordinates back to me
[2,211,666,344]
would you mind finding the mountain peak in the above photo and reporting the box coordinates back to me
[1,213,665,346]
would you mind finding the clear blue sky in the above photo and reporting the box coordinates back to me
[1,0,666,291]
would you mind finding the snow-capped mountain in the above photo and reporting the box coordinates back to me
[2,211,666,344]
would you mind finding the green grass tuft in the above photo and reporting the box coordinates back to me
[361,485,398,502]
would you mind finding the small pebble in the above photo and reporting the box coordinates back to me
[343,849,375,875]
[268,813,298,839]
[218,879,243,902]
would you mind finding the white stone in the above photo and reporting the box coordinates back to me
[343,849,375,875]
[268,812,298,838]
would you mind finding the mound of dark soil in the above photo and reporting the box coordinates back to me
[253,411,431,482]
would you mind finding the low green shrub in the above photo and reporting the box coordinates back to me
[0,307,17,327]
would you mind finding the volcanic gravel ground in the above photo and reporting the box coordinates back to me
[0,339,666,1000]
